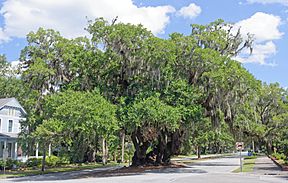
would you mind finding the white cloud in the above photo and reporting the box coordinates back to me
[6,60,20,76]
[235,41,277,65]
[10,60,20,68]
[233,12,283,65]
[0,0,176,42]
[234,12,283,42]
[0,28,10,43]
[177,3,201,19]
[247,0,288,6]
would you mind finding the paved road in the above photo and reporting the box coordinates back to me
[2,155,288,183]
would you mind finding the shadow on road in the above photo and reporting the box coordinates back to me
[8,166,208,182]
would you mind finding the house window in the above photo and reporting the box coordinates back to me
[8,120,13,132]
[8,108,16,116]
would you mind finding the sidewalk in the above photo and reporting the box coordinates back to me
[253,156,284,175]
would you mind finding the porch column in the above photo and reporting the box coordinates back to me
[36,143,39,158]
[3,139,7,158]
[14,142,18,159]
[48,143,51,157]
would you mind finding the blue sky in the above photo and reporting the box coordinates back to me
[0,0,287,87]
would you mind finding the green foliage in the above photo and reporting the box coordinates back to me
[40,90,118,163]
[12,17,287,166]
[0,159,22,170]
[27,158,42,167]
[45,156,61,167]
[272,152,286,160]
[124,94,181,134]
[244,156,257,159]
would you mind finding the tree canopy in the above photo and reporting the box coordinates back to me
[0,17,285,168]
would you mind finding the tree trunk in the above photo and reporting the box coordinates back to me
[102,138,107,165]
[121,131,125,163]
[131,130,149,166]
[197,145,201,159]
[114,151,117,162]
[156,135,164,165]
[130,129,183,166]
[266,141,273,155]
[131,141,149,166]
[41,146,46,172]
[87,148,96,162]
[106,140,109,163]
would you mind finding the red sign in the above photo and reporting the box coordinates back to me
[236,142,244,150]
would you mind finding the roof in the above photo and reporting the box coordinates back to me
[0,98,13,107]
[0,97,27,115]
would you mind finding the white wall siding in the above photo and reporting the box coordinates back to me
[0,108,9,115]
[0,106,24,133]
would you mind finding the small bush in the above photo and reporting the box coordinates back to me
[0,159,21,170]
[6,159,20,169]
[46,155,60,167]
[26,158,42,167]
[95,155,102,163]
[59,156,70,165]
[0,160,4,170]
[272,152,286,160]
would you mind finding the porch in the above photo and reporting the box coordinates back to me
[0,133,20,160]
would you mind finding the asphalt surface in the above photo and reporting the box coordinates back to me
[2,155,288,183]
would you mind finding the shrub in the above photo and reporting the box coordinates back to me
[0,159,21,170]
[26,158,42,167]
[272,152,286,160]
[6,159,20,169]
[46,155,60,167]
[0,160,4,170]
[26,156,69,168]
[95,155,102,163]
[59,156,70,165]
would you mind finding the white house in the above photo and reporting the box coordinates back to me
[0,97,26,160]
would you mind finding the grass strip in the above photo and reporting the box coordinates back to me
[233,158,256,173]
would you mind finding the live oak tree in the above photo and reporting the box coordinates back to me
[254,83,287,154]
[17,17,287,167]
[122,95,181,165]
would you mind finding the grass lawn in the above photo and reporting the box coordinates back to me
[0,162,123,179]
[233,158,257,173]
